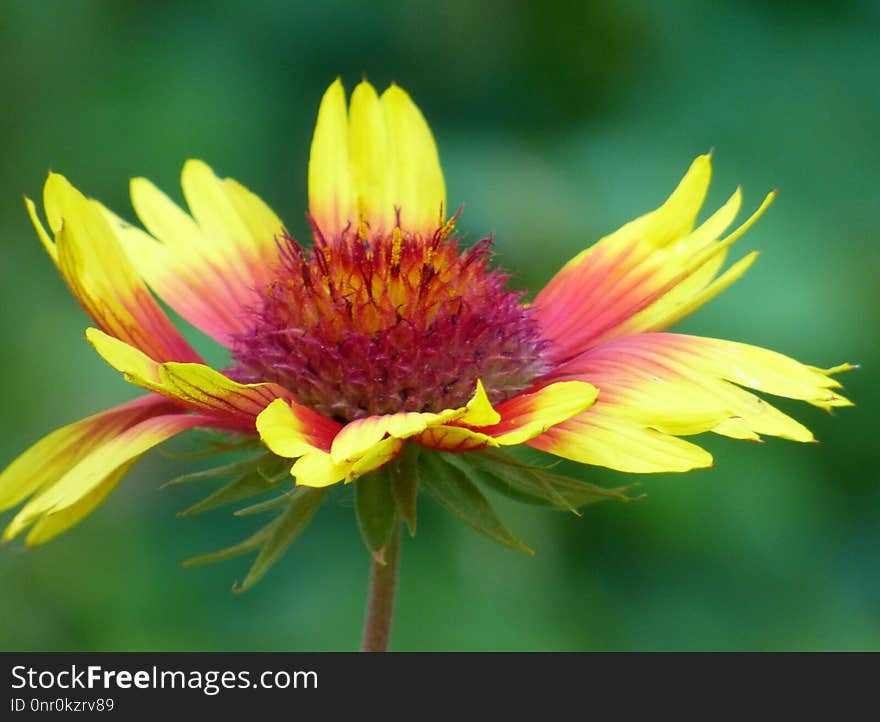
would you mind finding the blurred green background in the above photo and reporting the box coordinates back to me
[1,0,877,651]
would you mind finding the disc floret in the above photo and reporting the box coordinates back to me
[231,222,550,422]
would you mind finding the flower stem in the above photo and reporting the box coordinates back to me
[361,518,402,652]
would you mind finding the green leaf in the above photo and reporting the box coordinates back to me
[355,469,396,554]
[451,449,642,511]
[420,453,534,555]
[233,486,325,593]
[390,443,419,536]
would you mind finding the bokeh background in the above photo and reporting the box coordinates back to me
[1,0,877,651]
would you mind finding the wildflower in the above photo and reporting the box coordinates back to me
[0,80,851,631]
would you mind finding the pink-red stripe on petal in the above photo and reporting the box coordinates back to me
[28,175,202,364]
[122,162,288,346]
[0,394,176,513]
[528,332,852,473]
[86,327,339,445]
[4,411,216,544]
[533,156,774,364]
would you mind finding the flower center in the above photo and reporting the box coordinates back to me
[230,223,549,422]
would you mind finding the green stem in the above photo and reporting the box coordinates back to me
[361,519,402,652]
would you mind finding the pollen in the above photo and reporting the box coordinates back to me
[230,223,550,422]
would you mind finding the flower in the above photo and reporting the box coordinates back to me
[0,79,852,557]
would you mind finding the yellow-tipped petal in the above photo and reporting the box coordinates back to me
[292,450,348,488]
[458,379,502,427]
[87,328,339,445]
[349,80,393,235]
[347,437,405,482]
[307,79,446,240]
[35,173,200,363]
[648,250,759,331]
[684,336,852,408]
[328,380,501,465]
[330,412,430,465]
[87,325,268,421]
[5,414,204,543]
[256,399,321,458]
[181,160,284,261]
[417,425,498,452]
[23,461,135,546]
[380,84,446,232]
[531,332,851,473]
[130,176,203,256]
[615,153,712,250]
[415,381,596,453]
[290,437,405,488]
[534,156,777,357]
[491,381,599,446]
[127,163,287,344]
[282,380,503,486]
[0,396,169,513]
[309,78,353,241]
[535,415,715,474]
[24,196,57,262]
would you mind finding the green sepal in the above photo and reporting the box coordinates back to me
[232,486,325,593]
[180,524,273,567]
[446,449,642,512]
[160,433,261,460]
[168,454,292,516]
[355,469,396,557]
[390,442,419,536]
[234,492,295,517]
[181,486,325,593]
[420,452,534,556]
[163,456,260,487]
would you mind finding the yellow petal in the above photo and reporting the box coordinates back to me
[380,84,446,233]
[347,437,405,482]
[23,460,135,546]
[292,437,405,488]
[291,450,348,488]
[417,425,498,452]
[531,332,852,473]
[457,379,502,427]
[681,336,853,408]
[607,153,712,252]
[256,399,326,458]
[535,414,714,473]
[489,381,599,446]
[87,328,339,444]
[308,79,446,240]
[127,164,287,344]
[330,412,434,464]
[534,155,776,358]
[5,414,203,542]
[24,196,56,262]
[0,395,169,512]
[349,80,393,236]
[35,173,200,363]
[309,78,353,242]
[328,379,497,464]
